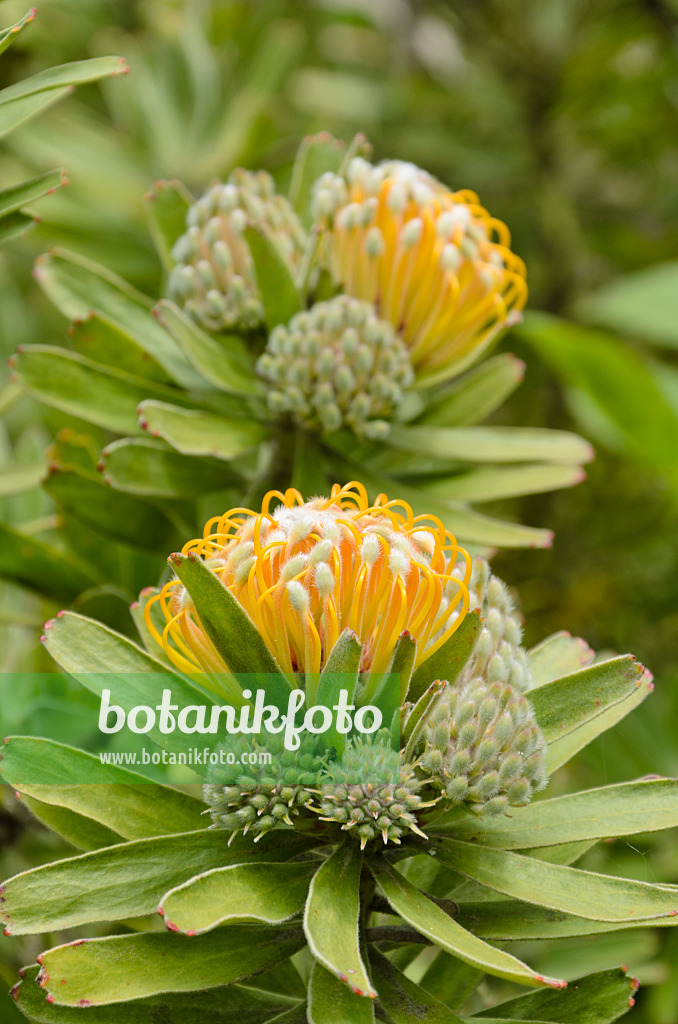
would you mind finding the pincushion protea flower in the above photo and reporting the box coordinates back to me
[313,157,527,377]
[146,480,471,682]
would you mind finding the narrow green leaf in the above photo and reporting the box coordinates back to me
[0,737,203,839]
[429,503,554,549]
[10,345,182,435]
[0,168,66,219]
[444,778,678,850]
[0,520,98,601]
[308,963,375,1024]
[100,437,240,497]
[369,949,464,1023]
[244,223,302,328]
[435,839,678,923]
[389,425,593,465]
[145,179,194,272]
[0,462,43,496]
[370,861,565,989]
[371,631,417,727]
[33,249,204,388]
[573,261,678,350]
[529,655,647,744]
[0,57,129,105]
[67,311,172,383]
[315,628,362,755]
[155,299,262,396]
[422,463,584,503]
[409,611,482,703]
[0,208,35,243]
[138,400,269,460]
[21,795,123,851]
[418,953,482,1015]
[418,355,525,428]
[473,966,638,1023]
[13,965,298,1024]
[304,843,376,998]
[38,924,305,1006]
[171,551,292,710]
[0,8,36,55]
[43,463,179,550]
[458,899,678,941]
[0,85,71,138]
[528,632,595,687]
[1,831,312,935]
[289,132,346,229]
[161,861,315,935]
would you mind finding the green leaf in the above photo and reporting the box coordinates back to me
[0,737,203,839]
[130,586,174,664]
[370,860,564,989]
[315,628,362,755]
[13,965,299,1024]
[20,795,123,852]
[1,831,312,935]
[33,249,204,388]
[160,861,315,935]
[574,261,678,350]
[418,355,525,428]
[441,778,678,850]
[432,503,554,549]
[9,345,183,435]
[409,611,482,704]
[42,611,221,760]
[155,299,263,396]
[0,168,66,219]
[518,312,678,475]
[528,632,595,687]
[529,655,647,744]
[388,425,593,465]
[458,899,678,942]
[67,312,173,383]
[370,631,417,726]
[43,463,179,550]
[244,223,302,328]
[37,924,305,1006]
[434,838,678,923]
[145,179,194,272]
[170,550,292,709]
[0,208,35,243]
[138,400,269,459]
[418,953,482,1015]
[369,949,464,1023]
[0,520,98,601]
[308,963,375,1024]
[100,437,240,497]
[0,8,36,56]
[421,463,584,503]
[289,132,346,230]
[0,57,129,106]
[304,843,376,998]
[472,967,638,1023]
[0,85,71,139]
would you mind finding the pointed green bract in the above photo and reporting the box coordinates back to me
[145,179,194,272]
[0,168,66,219]
[36,925,306,1006]
[389,425,593,465]
[100,437,241,498]
[20,796,123,852]
[244,223,303,328]
[408,611,482,703]
[370,860,565,989]
[155,299,262,395]
[160,861,315,935]
[304,843,375,998]
[289,133,346,229]
[68,312,173,383]
[418,354,524,427]
[473,967,638,1023]
[315,628,362,754]
[171,551,292,709]
[528,632,595,686]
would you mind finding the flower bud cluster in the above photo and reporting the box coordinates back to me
[256,296,415,439]
[167,169,307,332]
[204,732,322,841]
[418,676,547,816]
[316,732,431,848]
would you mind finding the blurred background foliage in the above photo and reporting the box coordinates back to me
[1,0,678,1020]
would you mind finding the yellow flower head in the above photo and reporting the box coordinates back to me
[146,482,471,680]
[313,159,527,376]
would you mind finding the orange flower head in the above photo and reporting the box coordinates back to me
[146,482,471,680]
[312,158,527,376]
